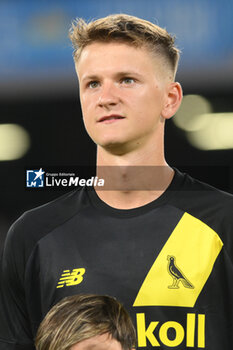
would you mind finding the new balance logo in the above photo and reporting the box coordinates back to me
[56,268,85,288]
[167,255,194,289]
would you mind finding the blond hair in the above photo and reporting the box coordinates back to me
[35,294,136,350]
[69,14,180,77]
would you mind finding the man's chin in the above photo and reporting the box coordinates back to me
[97,141,129,155]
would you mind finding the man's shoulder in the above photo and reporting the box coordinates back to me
[171,169,233,235]
[4,188,89,256]
[177,169,233,205]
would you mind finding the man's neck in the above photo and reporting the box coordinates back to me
[94,144,174,209]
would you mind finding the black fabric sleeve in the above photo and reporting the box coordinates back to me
[0,190,80,350]
[0,341,34,350]
[0,222,35,350]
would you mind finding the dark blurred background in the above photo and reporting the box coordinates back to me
[1,0,233,252]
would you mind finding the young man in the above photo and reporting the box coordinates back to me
[35,294,136,350]
[1,14,233,350]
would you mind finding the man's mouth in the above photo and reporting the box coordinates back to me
[98,115,125,123]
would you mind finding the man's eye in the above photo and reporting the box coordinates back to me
[122,78,135,84]
[88,81,99,89]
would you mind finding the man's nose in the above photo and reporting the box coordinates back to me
[98,82,119,107]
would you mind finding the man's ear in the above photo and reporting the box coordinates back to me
[161,82,183,120]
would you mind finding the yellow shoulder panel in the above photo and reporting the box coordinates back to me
[133,212,223,307]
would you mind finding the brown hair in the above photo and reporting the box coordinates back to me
[35,294,136,350]
[69,14,180,78]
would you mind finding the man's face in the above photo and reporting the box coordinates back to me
[70,333,125,350]
[76,41,170,153]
